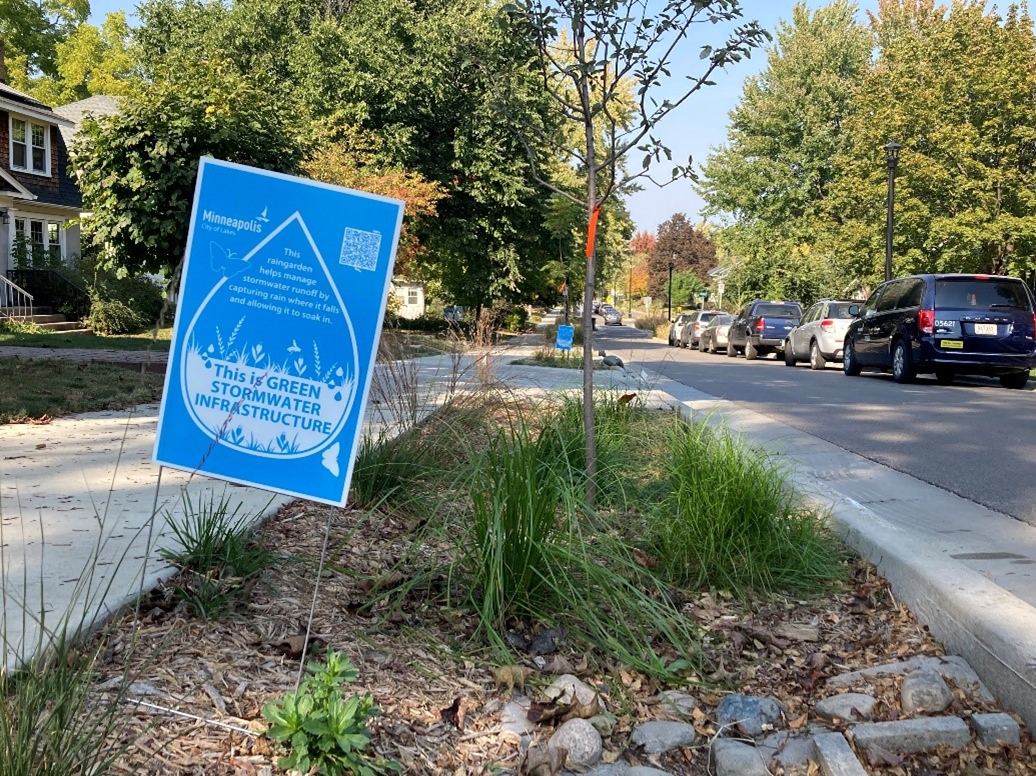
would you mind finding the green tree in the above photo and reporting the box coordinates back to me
[507,0,768,503]
[0,0,88,87]
[71,60,305,278]
[29,12,138,105]
[697,0,870,299]
[824,0,1036,286]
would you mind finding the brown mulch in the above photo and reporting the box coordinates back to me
[91,497,1036,776]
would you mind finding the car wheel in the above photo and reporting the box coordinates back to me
[935,369,954,386]
[745,340,758,360]
[708,338,717,354]
[843,337,862,376]
[784,341,796,367]
[668,335,674,347]
[727,341,737,357]
[892,340,916,384]
[1000,371,1030,390]
[809,340,826,371]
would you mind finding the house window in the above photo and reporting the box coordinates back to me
[10,117,49,175]
[11,216,63,267]
[407,287,419,305]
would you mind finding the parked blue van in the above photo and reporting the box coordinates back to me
[842,274,1036,389]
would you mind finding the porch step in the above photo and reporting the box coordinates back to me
[37,321,90,333]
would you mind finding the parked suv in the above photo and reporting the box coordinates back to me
[680,309,727,349]
[842,273,1036,389]
[784,299,859,370]
[727,300,803,359]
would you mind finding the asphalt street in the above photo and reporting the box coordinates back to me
[593,321,1036,527]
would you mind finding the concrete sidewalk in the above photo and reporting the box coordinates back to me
[2,341,1036,734]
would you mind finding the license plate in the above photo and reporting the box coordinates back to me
[974,323,998,335]
[940,339,964,349]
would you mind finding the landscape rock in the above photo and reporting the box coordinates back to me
[657,690,697,718]
[715,694,786,737]
[971,712,1021,747]
[630,720,698,753]
[814,693,878,722]
[500,699,536,743]
[757,730,820,774]
[851,717,971,755]
[812,732,869,776]
[549,718,603,772]
[901,670,953,715]
[546,674,601,707]
[711,739,770,776]
[571,765,671,776]
[828,655,995,703]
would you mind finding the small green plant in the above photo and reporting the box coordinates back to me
[349,430,432,512]
[651,420,845,594]
[263,649,398,776]
[158,492,273,618]
[85,299,145,335]
[0,317,46,335]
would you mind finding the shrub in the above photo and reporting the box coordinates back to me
[85,299,145,335]
[263,649,397,776]
[89,273,167,326]
[499,306,528,332]
[635,314,669,332]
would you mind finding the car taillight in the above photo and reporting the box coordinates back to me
[918,309,935,335]
[755,318,765,332]
[694,322,701,333]
[820,319,834,333]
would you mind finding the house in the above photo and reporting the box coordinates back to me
[391,280,426,319]
[0,80,83,292]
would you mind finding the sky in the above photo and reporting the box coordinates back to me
[86,0,879,236]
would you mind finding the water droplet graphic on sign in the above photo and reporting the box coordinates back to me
[179,214,359,464]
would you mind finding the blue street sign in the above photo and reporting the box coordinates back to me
[556,324,575,351]
[154,157,404,506]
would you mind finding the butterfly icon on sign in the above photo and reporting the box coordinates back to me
[321,443,340,477]
[210,243,249,278]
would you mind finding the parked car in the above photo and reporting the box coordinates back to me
[699,314,735,354]
[727,300,803,359]
[602,307,623,325]
[784,299,860,369]
[680,309,727,349]
[668,313,695,346]
[842,273,1036,388]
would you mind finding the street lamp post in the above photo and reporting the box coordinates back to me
[885,141,901,282]
[667,258,675,321]
[627,267,632,315]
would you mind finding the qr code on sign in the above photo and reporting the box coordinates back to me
[339,227,381,271]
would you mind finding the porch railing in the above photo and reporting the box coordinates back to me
[0,275,34,319]
[7,269,90,321]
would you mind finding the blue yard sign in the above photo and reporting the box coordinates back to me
[556,324,575,351]
[154,157,405,506]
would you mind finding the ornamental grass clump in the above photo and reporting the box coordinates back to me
[651,420,844,595]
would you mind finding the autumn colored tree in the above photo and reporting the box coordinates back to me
[649,213,716,297]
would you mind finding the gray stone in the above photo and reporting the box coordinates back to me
[757,730,819,773]
[812,732,869,776]
[711,739,770,776]
[814,693,878,722]
[545,674,600,706]
[549,718,603,772]
[571,766,671,776]
[630,720,698,754]
[901,670,953,715]
[500,699,535,742]
[715,694,785,738]
[971,712,1021,747]
[588,712,618,737]
[828,655,995,703]
[851,717,971,755]
[657,690,697,719]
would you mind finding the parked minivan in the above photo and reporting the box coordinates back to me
[842,274,1036,389]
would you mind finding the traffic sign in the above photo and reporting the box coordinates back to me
[154,157,405,506]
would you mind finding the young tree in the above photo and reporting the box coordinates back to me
[506,0,768,503]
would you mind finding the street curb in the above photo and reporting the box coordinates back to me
[662,381,1036,732]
